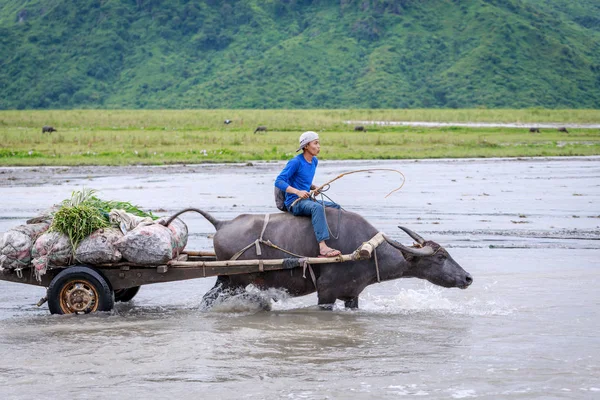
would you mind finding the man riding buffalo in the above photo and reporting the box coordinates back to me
[275,131,342,258]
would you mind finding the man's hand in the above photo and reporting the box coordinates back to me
[296,190,310,199]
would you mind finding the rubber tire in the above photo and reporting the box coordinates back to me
[47,266,114,315]
[114,286,141,302]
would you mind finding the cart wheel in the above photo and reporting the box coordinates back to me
[114,286,141,302]
[47,266,114,315]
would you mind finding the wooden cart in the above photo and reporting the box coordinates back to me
[0,235,384,315]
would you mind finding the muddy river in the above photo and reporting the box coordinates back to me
[0,157,598,399]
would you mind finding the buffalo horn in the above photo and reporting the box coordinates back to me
[397,226,426,245]
[383,234,435,257]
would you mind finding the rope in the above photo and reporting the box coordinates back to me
[314,190,343,240]
[290,168,406,209]
[302,259,317,289]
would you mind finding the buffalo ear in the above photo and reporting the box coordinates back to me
[397,226,426,245]
[383,234,434,257]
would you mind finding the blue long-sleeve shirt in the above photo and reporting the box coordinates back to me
[275,154,318,208]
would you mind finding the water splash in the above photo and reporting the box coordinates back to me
[359,284,515,316]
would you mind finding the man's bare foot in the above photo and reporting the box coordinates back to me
[318,247,341,257]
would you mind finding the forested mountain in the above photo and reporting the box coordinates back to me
[1,0,599,109]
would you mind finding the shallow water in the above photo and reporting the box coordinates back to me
[0,157,599,399]
[347,120,600,129]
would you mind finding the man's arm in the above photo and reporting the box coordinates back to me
[275,159,298,191]
[275,158,309,199]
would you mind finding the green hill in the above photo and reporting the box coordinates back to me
[1,0,599,109]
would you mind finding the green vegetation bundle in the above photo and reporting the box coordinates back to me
[50,204,110,250]
[50,188,156,250]
[87,197,157,219]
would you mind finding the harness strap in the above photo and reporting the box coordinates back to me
[230,241,257,261]
[302,259,317,289]
[260,213,270,239]
[261,240,305,258]
[374,247,380,283]
[231,214,313,260]
[230,214,271,260]
[228,214,386,288]
[254,213,270,256]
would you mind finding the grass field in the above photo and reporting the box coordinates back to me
[1,109,599,166]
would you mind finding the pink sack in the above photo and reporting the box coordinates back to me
[32,231,73,265]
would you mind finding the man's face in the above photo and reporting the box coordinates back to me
[304,139,320,156]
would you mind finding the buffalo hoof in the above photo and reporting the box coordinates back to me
[344,298,359,309]
[318,303,334,311]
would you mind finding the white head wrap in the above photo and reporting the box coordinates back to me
[296,131,319,152]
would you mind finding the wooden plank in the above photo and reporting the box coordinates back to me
[183,250,216,257]
[97,262,153,268]
[168,254,355,269]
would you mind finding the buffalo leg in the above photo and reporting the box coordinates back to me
[317,292,336,310]
[344,297,359,309]
[201,276,271,311]
[201,276,232,309]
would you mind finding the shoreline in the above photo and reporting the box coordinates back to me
[347,120,600,129]
[2,156,599,187]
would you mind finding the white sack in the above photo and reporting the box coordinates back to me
[75,227,123,264]
[0,222,50,271]
[115,223,174,265]
[157,217,188,256]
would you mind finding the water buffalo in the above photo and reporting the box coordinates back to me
[354,125,367,132]
[558,127,569,133]
[529,127,540,133]
[164,208,472,310]
[254,125,267,134]
[42,126,56,133]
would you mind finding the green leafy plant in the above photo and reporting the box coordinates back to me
[50,188,156,250]
[62,187,98,207]
[50,203,110,250]
[87,196,157,219]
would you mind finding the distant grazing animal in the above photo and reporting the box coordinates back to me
[42,126,56,133]
[224,119,232,124]
[558,127,569,133]
[254,126,267,134]
[354,125,366,132]
[529,127,540,133]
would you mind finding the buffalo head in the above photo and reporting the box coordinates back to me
[384,226,473,289]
